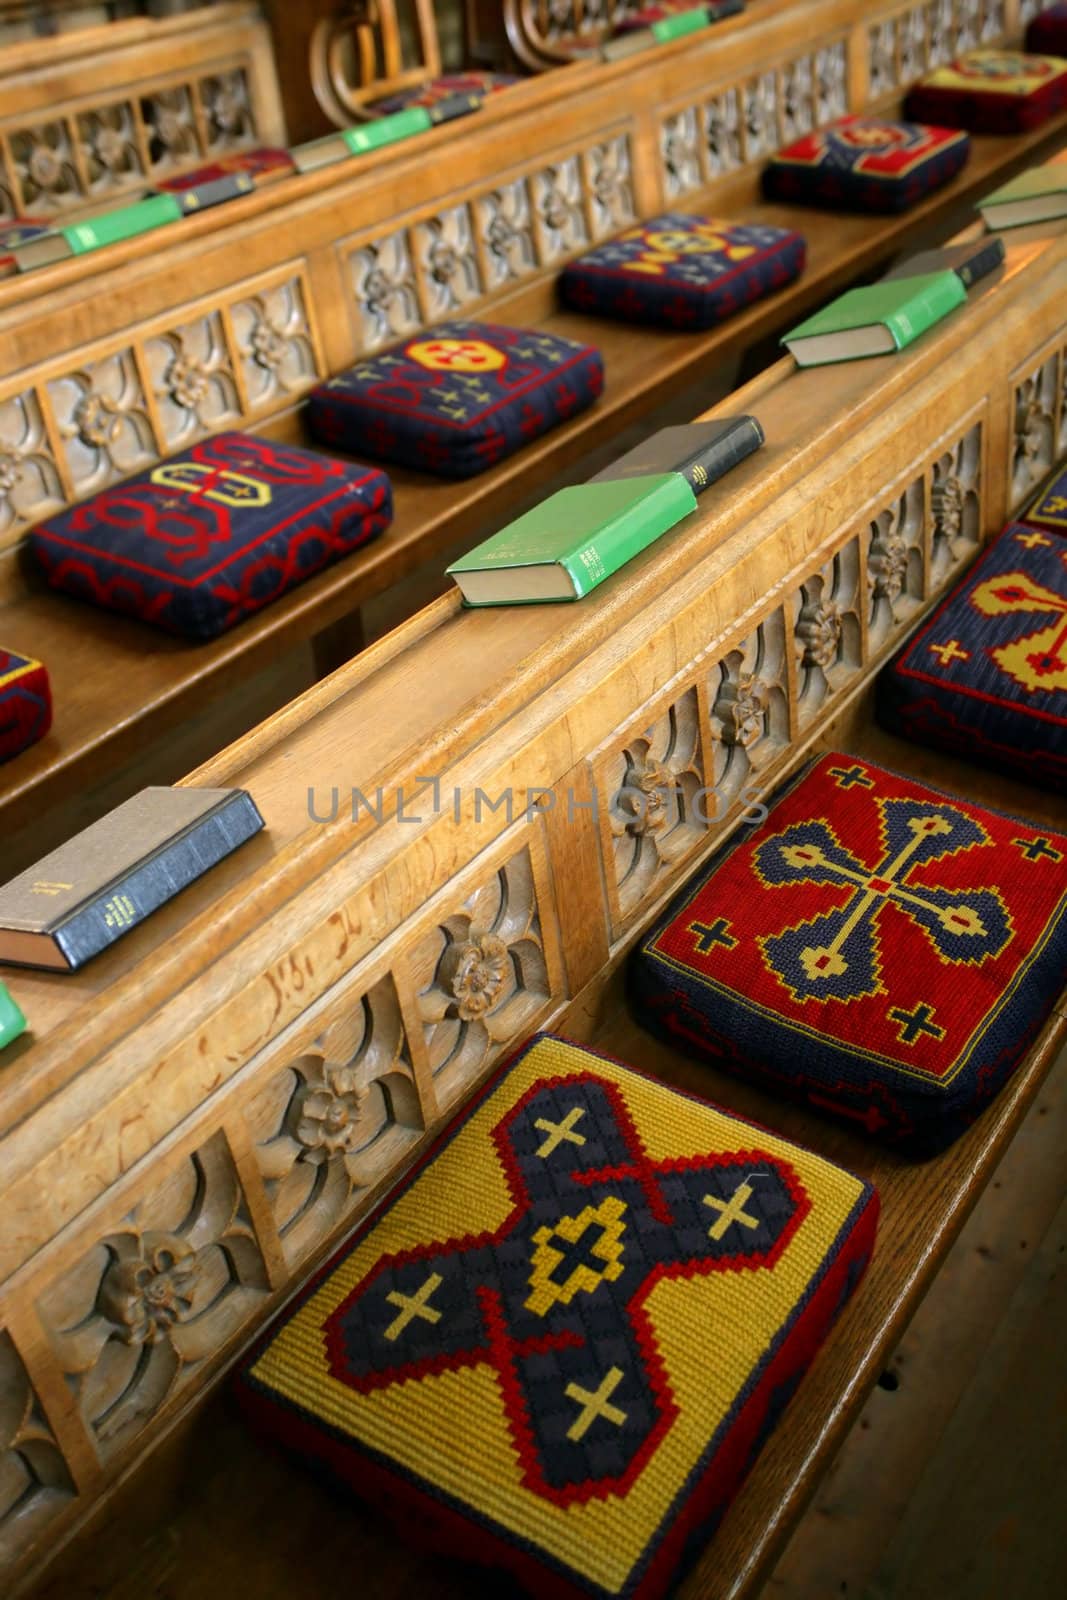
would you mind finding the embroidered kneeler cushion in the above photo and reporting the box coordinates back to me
[903,50,1067,133]
[306,322,604,479]
[155,148,296,191]
[370,71,519,115]
[630,753,1067,1155]
[1018,462,1067,535]
[877,522,1067,791]
[0,650,52,763]
[28,432,393,642]
[1027,4,1067,55]
[761,117,970,214]
[558,214,806,329]
[238,1032,878,1600]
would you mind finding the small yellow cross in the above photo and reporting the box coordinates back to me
[384,1272,443,1341]
[534,1106,587,1159]
[565,1366,628,1442]
[703,1181,760,1241]
[928,639,971,667]
[1014,528,1052,549]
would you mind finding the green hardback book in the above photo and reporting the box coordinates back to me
[783,271,966,367]
[294,108,433,172]
[62,193,183,255]
[978,164,1067,230]
[0,980,26,1050]
[447,474,698,605]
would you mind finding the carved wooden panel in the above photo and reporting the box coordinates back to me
[408,842,558,1113]
[36,1134,269,1462]
[245,975,424,1269]
[0,1331,74,1569]
[657,42,848,200]
[0,267,323,555]
[1011,350,1060,509]
[343,132,635,353]
[0,67,262,225]
[866,0,1010,95]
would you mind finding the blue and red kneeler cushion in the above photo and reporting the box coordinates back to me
[877,522,1067,791]
[28,431,392,642]
[307,321,604,479]
[238,1033,877,1600]
[1027,4,1067,56]
[371,71,519,115]
[761,117,970,214]
[0,650,52,763]
[558,214,806,329]
[630,753,1067,1155]
[904,50,1067,134]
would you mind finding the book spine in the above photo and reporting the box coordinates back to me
[61,194,183,254]
[53,794,264,971]
[684,415,765,494]
[342,108,433,155]
[957,236,1005,287]
[561,475,698,598]
[885,273,966,349]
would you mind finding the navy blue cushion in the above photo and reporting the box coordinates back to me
[877,522,1067,791]
[559,213,806,328]
[307,322,604,479]
[762,117,970,213]
[29,432,392,641]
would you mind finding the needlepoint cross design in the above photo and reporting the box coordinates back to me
[753,797,1014,1005]
[322,1075,807,1504]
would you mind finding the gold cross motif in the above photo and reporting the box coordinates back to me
[703,1181,761,1241]
[384,1272,443,1341]
[534,1106,587,1158]
[928,638,971,667]
[565,1366,628,1442]
[1015,529,1052,549]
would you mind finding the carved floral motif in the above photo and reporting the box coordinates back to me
[412,850,551,1107]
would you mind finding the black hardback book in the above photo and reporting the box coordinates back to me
[0,786,264,971]
[592,416,764,496]
[427,92,485,126]
[172,172,256,214]
[883,236,1006,290]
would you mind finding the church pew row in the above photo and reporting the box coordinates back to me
[0,1,285,223]
[3,115,1067,861]
[2,211,1065,1597]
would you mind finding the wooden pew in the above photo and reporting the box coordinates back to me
[0,0,1056,867]
[2,203,1066,1600]
[0,1,285,222]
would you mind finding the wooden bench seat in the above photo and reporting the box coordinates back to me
[23,722,1067,1600]
[4,112,1066,865]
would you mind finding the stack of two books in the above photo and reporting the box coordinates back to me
[447,416,764,606]
[781,233,1006,368]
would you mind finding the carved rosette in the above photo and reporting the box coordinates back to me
[412,851,551,1106]
[230,279,318,401]
[605,688,705,922]
[49,353,156,496]
[796,598,843,670]
[705,89,742,174]
[0,390,65,546]
[1012,363,1055,501]
[0,1331,74,1560]
[661,109,702,197]
[39,1137,268,1457]
[248,984,422,1263]
[350,232,421,349]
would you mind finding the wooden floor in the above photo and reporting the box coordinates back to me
[763,1042,1067,1600]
